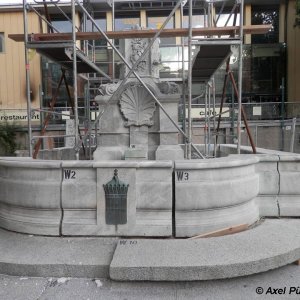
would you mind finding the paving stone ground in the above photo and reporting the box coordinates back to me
[1,264,300,300]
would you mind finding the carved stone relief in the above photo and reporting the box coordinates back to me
[158,81,180,94]
[130,38,148,74]
[98,82,121,96]
[119,84,156,127]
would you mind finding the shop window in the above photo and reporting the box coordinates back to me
[0,33,4,53]
[251,44,285,94]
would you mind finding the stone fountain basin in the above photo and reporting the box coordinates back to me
[0,148,300,237]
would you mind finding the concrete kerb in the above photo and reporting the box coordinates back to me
[0,228,119,278]
[0,219,300,280]
[109,219,300,281]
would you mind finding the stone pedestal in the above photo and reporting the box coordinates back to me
[94,31,183,162]
[125,126,148,160]
[93,146,124,161]
[125,146,148,160]
[65,119,75,148]
[155,97,184,160]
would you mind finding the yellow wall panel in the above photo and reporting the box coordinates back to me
[0,13,7,108]
[0,11,41,110]
[244,5,251,44]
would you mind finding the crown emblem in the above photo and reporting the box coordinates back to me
[103,169,129,225]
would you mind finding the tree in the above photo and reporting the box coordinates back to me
[0,122,19,156]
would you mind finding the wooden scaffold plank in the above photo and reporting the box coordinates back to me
[9,25,272,42]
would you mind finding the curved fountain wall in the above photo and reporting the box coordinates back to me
[0,158,62,235]
[0,158,173,236]
[175,156,260,237]
[1,151,300,237]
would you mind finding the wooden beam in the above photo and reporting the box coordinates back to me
[294,260,300,265]
[9,25,272,42]
[187,224,249,239]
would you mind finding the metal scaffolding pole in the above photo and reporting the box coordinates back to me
[187,0,193,160]
[107,0,185,103]
[27,4,60,33]
[212,77,216,157]
[208,81,211,155]
[76,0,205,159]
[237,0,244,154]
[204,84,208,156]
[180,2,187,152]
[23,0,33,157]
[71,0,80,160]
[33,71,65,159]
[229,71,256,154]
[112,0,115,80]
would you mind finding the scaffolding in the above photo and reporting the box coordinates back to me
[12,0,271,159]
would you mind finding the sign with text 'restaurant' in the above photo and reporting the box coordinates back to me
[0,111,40,123]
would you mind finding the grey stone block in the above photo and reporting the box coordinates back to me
[255,160,279,195]
[280,172,300,195]
[256,196,279,217]
[65,119,75,147]
[61,166,96,209]
[98,134,130,148]
[93,146,124,160]
[278,195,300,216]
[176,200,259,237]
[125,148,148,160]
[129,126,149,146]
[159,133,179,145]
[155,145,184,160]
[92,161,173,237]
[110,219,300,281]
[0,228,118,278]
[0,202,61,236]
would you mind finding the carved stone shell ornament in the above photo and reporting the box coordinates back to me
[119,84,156,127]
[98,82,120,96]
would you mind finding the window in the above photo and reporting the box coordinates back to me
[147,13,175,45]
[53,136,65,148]
[51,20,72,33]
[252,5,279,44]
[251,44,285,94]
[86,17,106,32]
[114,12,140,47]
[0,33,4,53]
[86,17,107,46]
[115,13,140,31]
[182,11,205,28]
[50,14,73,33]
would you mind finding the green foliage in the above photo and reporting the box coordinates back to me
[0,122,18,156]
[295,0,300,27]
